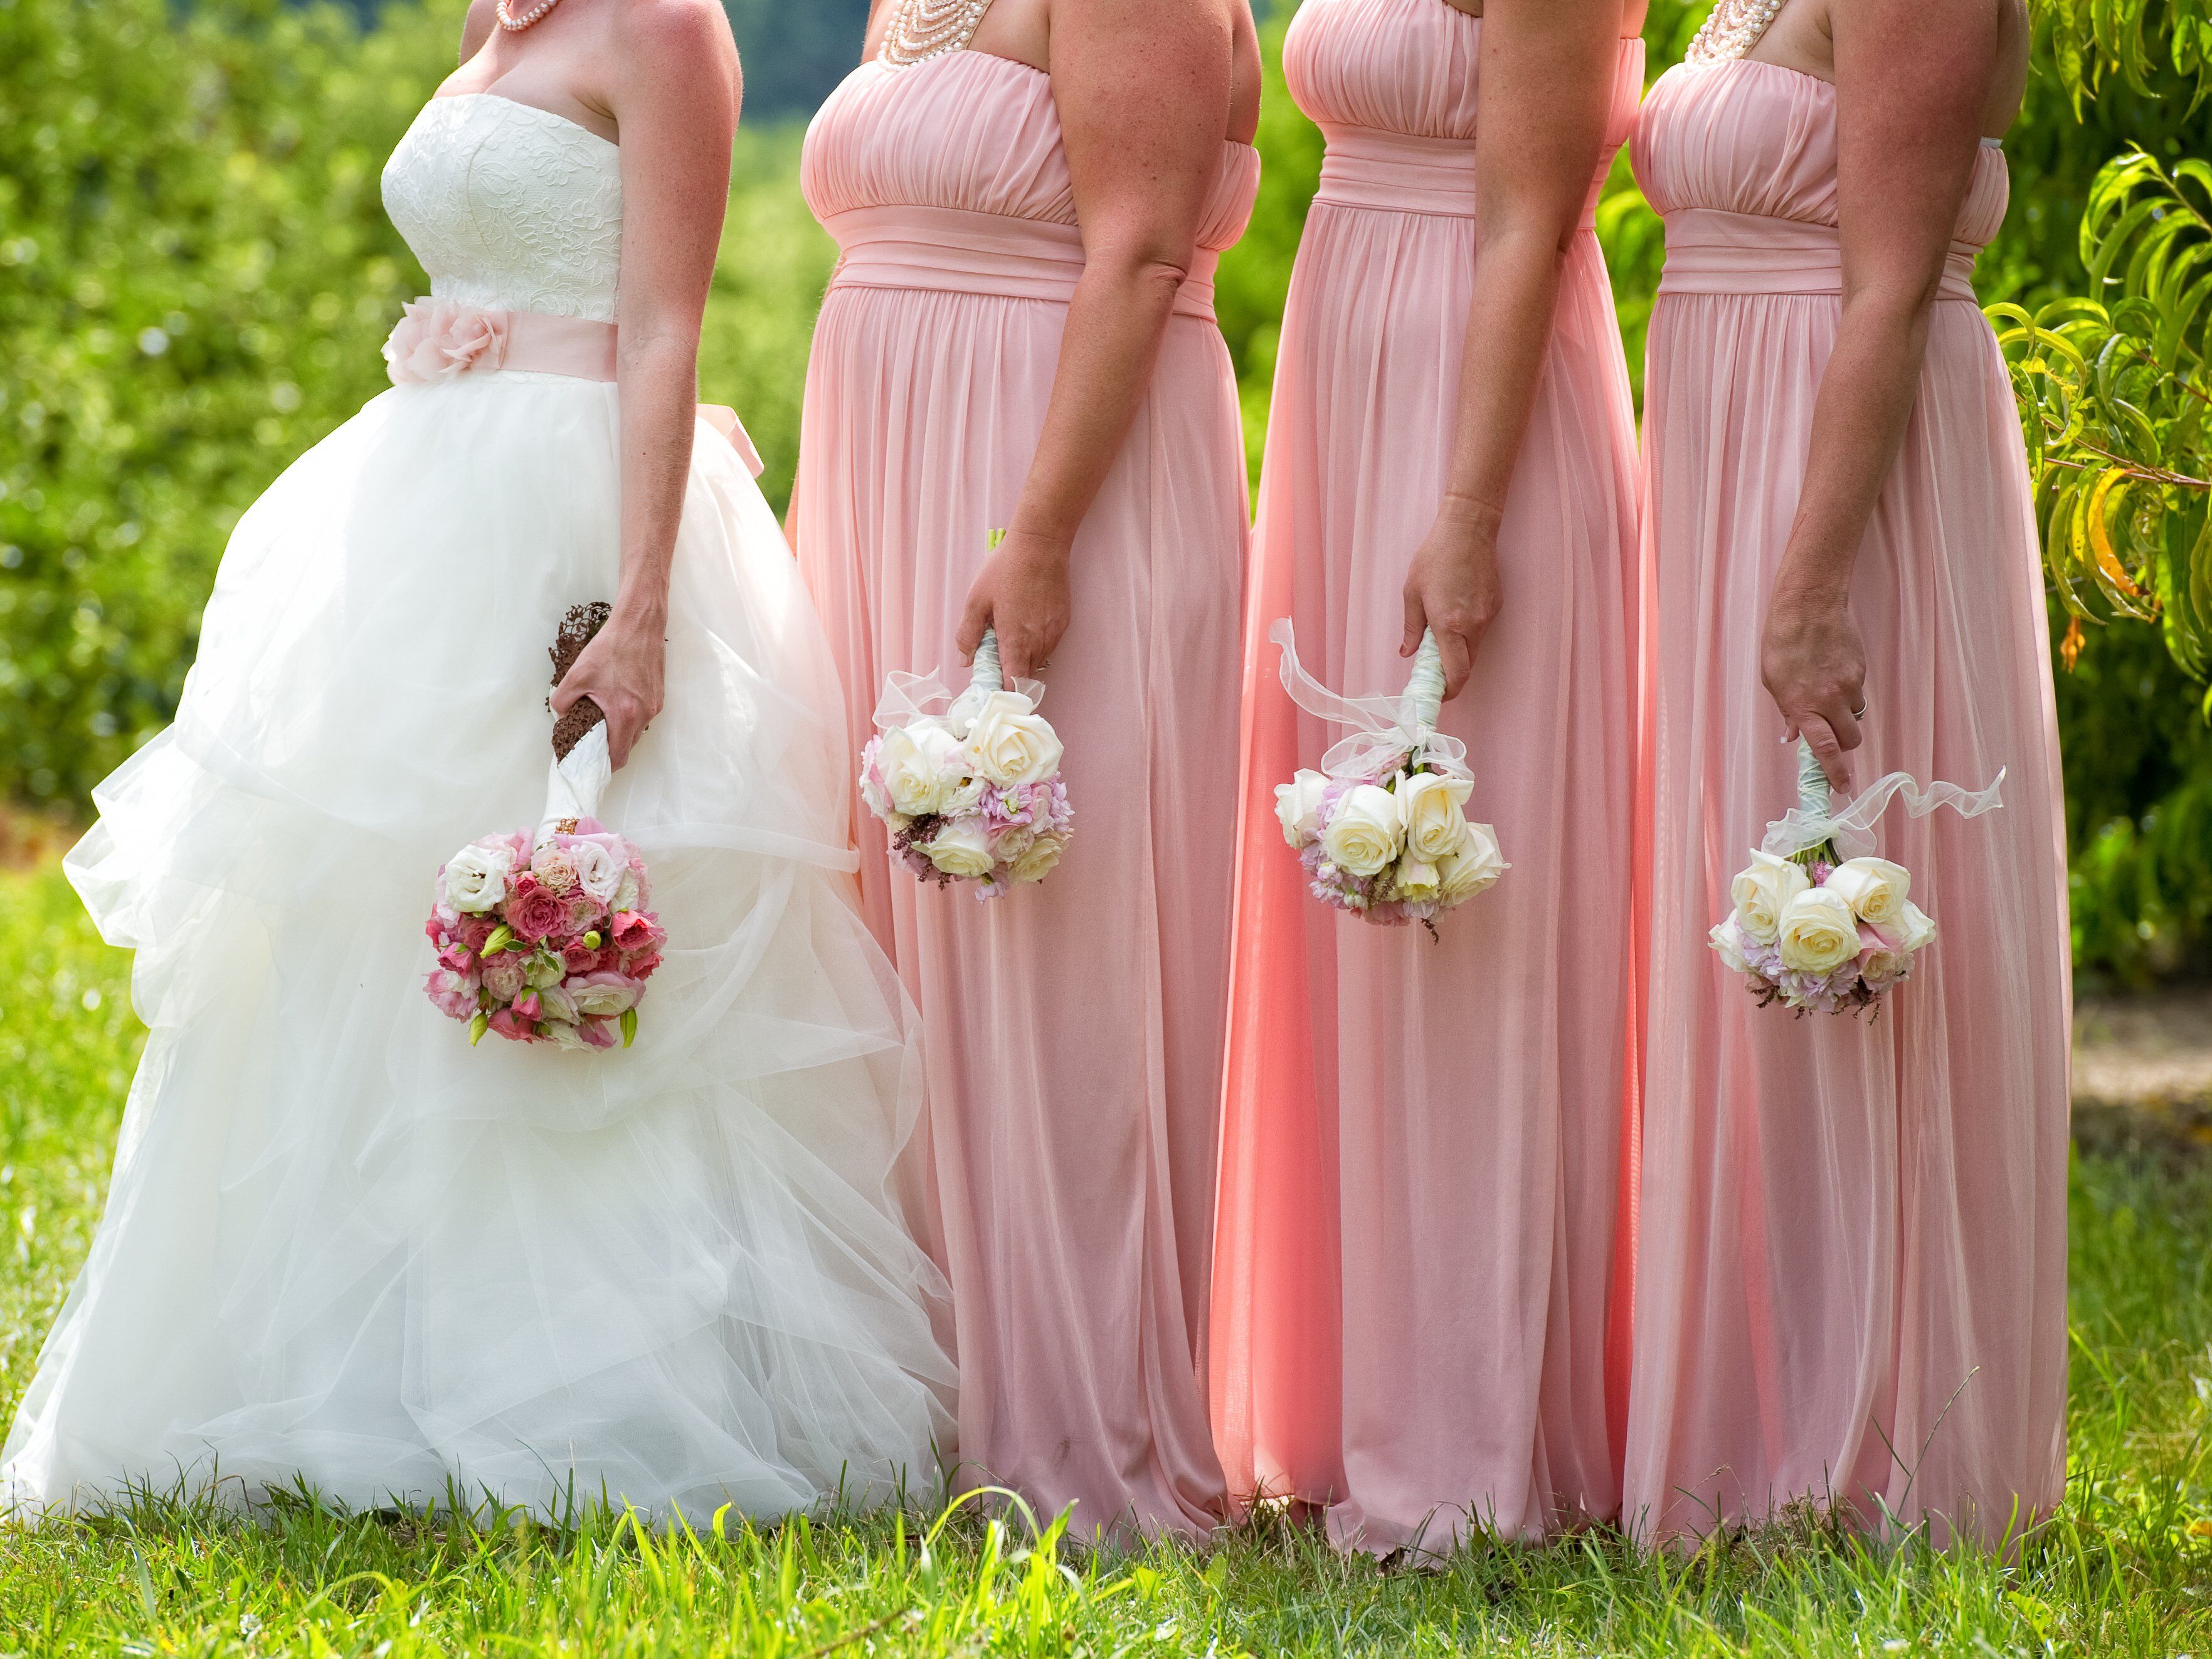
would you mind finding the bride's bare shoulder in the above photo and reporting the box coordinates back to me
[609,0,738,77]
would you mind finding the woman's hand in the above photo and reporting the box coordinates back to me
[1401,496,1505,701]
[1760,583,1866,792]
[956,529,1074,682]
[551,608,667,770]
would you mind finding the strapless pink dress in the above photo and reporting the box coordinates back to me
[1626,60,2070,1550]
[1210,0,1644,1550]
[794,49,1259,1539]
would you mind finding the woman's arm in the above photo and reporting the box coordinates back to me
[1757,0,1998,790]
[1400,0,1623,699]
[953,0,1238,681]
[550,0,739,768]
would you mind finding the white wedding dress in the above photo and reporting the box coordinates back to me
[1,93,957,1523]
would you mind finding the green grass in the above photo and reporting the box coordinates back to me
[1,862,2209,1655]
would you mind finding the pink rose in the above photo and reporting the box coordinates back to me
[487,1006,536,1043]
[453,914,495,952]
[436,940,475,973]
[566,891,604,932]
[512,990,542,1022]
[1857,925,1912,990]
[422,967,480,1022]
[578,1015,620,1050]
[561,936,602,974]
[481,952,527,1002]
[505,875,570,943]
[381,297,510,386]
[610,911,665,955]
[531,847,580,896]
[623,948,662,982]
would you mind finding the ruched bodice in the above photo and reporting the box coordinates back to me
[381,95,623,324]
[1283,0,1643,219]
[1634,61,2009,297]
[802,53,1259,317]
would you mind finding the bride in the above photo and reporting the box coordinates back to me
[1,0,956,1521]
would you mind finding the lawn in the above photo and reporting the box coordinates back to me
[1,860,2209,1656]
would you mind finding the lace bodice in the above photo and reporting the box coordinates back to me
[381,95,624,323]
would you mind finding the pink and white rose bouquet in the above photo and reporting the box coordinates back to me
[1712,728,2003,1015]
[859,553,1073,898]
[1271,620,1506,936]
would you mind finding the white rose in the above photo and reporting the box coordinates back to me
[1397,770,1475,861]
[961,691,1064,788]
[1825,857,1911,930]
[1007,829,1069,885]
[1858,931,1912,989]
[443,840,516,914]
[1436,821,1508,907]
[1274,770,1330,849]
[1319,783,1404,877]
[1709,913,1751,974]
[1777,887,1860,975]
[879,721,965,818]
[569,974,644,1017]
[568,840,622,906]
[925,817,997,879]
[1393,858,1441,903]
[1730,851,1811,944]
[1895,899,1937,953]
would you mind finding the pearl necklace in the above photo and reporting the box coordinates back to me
[1685,0,1785,65]
[878,0,996,68]
[495,0,563,31]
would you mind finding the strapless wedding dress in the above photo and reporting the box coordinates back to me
[1,93,956,1523]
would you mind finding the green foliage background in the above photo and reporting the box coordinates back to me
[3,0,2210,980]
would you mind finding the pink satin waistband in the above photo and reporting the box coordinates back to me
[1658,208,1983,302]
[383,297,619,384]
[822,204,1224,322]
[1312,125,1607,228]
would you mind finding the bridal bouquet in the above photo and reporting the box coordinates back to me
[859,539,1073,898]
[1710,727,2003,1016]
[1271,620,1506,935]
[423,605,666,1049]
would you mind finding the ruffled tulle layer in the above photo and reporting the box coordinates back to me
[2,372,957,1522]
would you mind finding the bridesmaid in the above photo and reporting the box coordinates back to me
[793,0,1261,1538]
[1212,0,1647,1550]
[1626,0,2066,1549]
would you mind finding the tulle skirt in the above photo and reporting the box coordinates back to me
[794,287,1240,1540]
[1212,205,1639,1550]
[1,369,958,1524]
[1624,291,2070,1550]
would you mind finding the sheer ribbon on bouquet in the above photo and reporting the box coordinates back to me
[1761,726,2006,861]
[869,628,1048,734]
[1270,618,1466,783]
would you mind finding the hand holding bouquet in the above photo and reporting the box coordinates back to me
[859,541,1074,898]
[1710,722,2003,1015]
[423,605,667,1049]
[1271,620,1507,936]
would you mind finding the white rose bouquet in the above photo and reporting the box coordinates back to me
[1270,620,1506,938]
[859,543,1073,899]
[1711,723,2002,1016]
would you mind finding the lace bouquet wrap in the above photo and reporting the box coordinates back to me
[422,605,666,1048]
[1271,618,1508,935]
[858,536,1074,898]
[1710,724,2004,1015]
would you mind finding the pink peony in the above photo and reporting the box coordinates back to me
[422,967,480,1022]
[561,936,603,974]
[504,874,570,943]
[436,940,475,974]
[623,948,662,982]
[487,1006,536,1043]
[512,990,543,1022]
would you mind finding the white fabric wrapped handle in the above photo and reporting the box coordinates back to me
[1271,618,1468,782]
[1405,629,1444,737]
[536,723,611,849]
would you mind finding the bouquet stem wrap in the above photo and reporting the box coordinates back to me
[537,724,611,851]
[1272,619,1464,783]
[1762,714,2007,862]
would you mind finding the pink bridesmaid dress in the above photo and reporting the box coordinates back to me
[1211,0,1645,1551]
[1625,53,2070,1549]
[793,45,1259,1539]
